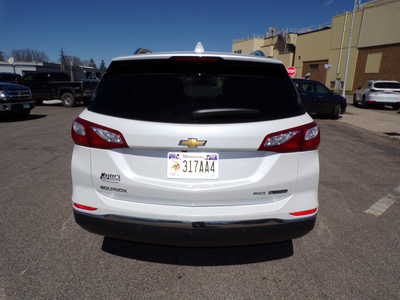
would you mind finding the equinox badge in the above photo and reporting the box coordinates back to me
[179,138,207,148]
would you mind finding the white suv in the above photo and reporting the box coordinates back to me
[71,48,320,246]
[354,80,400,110]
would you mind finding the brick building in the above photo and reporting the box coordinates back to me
[232,0,400,93]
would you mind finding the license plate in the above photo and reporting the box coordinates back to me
[23,103,31,109]
[167,152,219,179]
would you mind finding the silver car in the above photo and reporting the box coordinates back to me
[354,80,400,110]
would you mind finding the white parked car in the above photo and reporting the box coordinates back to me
[71,45,320,246]
[353,80,400,110]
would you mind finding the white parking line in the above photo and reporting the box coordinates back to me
[365,185,400,216]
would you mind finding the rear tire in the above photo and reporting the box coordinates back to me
[331,104,340,120]
[61,92,75,107]
[360,96,368,108]
[353,94,358,107]
[392,103,400,110]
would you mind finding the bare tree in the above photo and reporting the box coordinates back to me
[11,48,49,62]
[60,48,67,72]
[80,58,97,68]
[88,58,97,68]
[99,60,107,73]
[64,56,82,67]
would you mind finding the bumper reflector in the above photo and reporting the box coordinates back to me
[290,208,318,216]
[73,203,97,211]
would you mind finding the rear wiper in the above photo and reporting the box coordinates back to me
[192,108,261,118]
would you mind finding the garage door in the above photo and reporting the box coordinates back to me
[302,60,328,84]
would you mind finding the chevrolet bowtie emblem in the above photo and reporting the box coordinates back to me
[179,138,207,148]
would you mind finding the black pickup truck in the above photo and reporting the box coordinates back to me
[21,72,98,107]
[0,81,34,116]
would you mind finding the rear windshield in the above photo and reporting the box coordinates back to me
[374,82,400,89]
[89,58,304,124]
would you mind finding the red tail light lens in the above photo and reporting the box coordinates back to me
[290,208,318,216]
[73,203,97,211]
[71,117,128,149]
[258,122,320,152]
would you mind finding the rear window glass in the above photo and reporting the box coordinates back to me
[294,81,315,93]
[373,82,400,89]
[89,58,304,124]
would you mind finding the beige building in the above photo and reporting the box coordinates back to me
[232,0,400,92]
[233,31,297,67]
[232,37,264,55]
[295,27,331,85]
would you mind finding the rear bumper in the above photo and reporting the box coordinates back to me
[367,100,400,105]
[74,210,316,247]
[367,96,400,104]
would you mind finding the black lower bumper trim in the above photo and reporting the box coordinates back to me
[74,211,316,247]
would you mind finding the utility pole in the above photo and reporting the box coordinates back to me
[69,57,74,82]
[342,0,361,97]
[336,12,348,89]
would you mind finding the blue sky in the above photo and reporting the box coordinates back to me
[0,0,356,66]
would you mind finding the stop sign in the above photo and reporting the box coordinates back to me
[287,67,296,77]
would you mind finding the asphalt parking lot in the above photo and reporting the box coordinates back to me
[341,97,400,141]
[1,105,400,299]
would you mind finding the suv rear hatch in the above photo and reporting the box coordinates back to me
[371,82,400,101]
[81,56,314,207]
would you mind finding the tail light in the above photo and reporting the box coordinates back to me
[290,208,318,216]
[73,203,97,211]
[258,122,320,152]
[71,117,128,149]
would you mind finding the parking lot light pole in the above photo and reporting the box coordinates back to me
[342,0,360,97]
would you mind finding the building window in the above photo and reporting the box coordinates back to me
[309,64,319,70]
[365,52,382,73]
[234,50,242,54]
